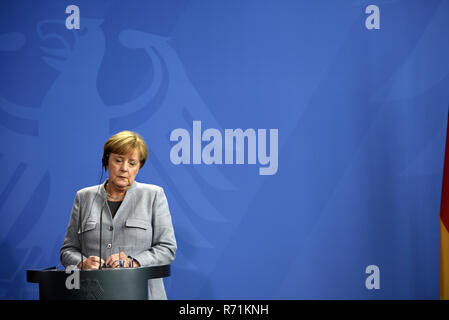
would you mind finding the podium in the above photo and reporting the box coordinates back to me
[27,265,170,300]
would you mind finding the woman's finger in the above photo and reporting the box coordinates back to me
[107,254,119,264]
[89,256,102,264]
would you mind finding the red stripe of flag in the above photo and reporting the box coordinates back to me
[442,114,449,230]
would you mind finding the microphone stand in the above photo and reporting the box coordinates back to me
[78,201,83,270]
[98,196,107,270]
[80,171,104,270]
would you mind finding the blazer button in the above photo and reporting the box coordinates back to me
[109,226,113,231]
[106,244,112,249]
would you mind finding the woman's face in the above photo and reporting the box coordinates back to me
[107,148,141,191]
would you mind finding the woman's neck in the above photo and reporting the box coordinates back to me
[105,181,127,200]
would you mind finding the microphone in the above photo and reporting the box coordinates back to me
[81,170,105,270]
[98,195,107,270]
[78,199,83,270]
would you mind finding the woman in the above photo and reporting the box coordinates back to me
[60,130,177,300]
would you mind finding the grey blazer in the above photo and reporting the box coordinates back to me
[60,180,177,300]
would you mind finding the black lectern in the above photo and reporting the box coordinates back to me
[27,265,170,300]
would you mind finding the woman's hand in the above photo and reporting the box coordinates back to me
[105,251,127,268]
[105,252,129,268]
[105,252,141,268]
[77,256,105,269]
[132,259,140,267]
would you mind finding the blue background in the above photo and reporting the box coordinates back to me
[0,0,448,299]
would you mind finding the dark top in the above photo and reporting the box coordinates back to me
[107,201,122,219]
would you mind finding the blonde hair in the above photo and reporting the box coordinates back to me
[103,131,148,169]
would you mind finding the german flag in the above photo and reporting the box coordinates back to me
[441,112,449,300]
